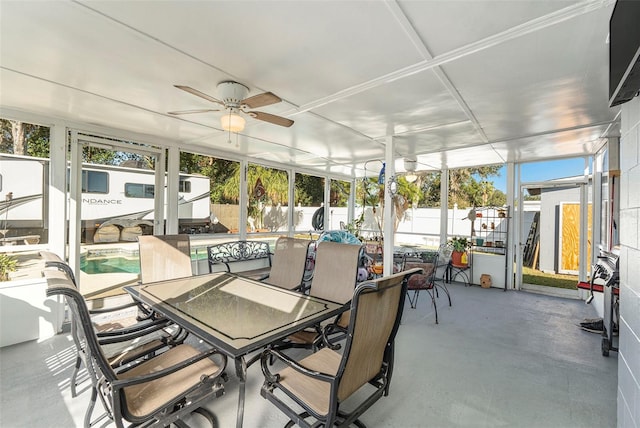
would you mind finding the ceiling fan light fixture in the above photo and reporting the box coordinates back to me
[221,113,245,132]
[404,158,417,172]
[403,158,418,182]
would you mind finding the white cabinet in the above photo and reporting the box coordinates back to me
[471,252,507,289]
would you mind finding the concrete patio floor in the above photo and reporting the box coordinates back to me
[0,282,617,428]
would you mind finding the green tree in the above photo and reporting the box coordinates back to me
[418,166,504,209]
[219,164,290,229]
[1,119,50,157]
[180,154,237,204]
[329,180,350,207]
[295,173,324,206]
[82,145,150,167]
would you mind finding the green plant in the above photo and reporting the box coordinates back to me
[0,254,17,281]
[448,236,469,252]
[344,212,364,237]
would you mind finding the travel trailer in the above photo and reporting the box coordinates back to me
[0,154,211,243]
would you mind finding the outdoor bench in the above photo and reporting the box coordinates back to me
[206,240,272,280]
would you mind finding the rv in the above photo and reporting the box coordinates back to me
[0,154,211,243]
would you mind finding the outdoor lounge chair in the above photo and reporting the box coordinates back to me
[260,268,420,428]
[262,236,312,291]
[137,234,193,283]
[45,270,226,428]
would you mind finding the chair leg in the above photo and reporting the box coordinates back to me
[428,288,438,324]
[408,290,419,309]
[70,353,83,397]
[434,280,452,307]
[84,387,97,428]
[407,288,438,322]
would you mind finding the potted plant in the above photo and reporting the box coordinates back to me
[0,254,17,281]
[448,236,469,266]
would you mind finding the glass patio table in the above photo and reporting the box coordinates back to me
[125,272,346,428]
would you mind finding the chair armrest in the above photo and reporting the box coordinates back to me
[88,301,140,314]
[112,348,227,389]
[319,321,347,350]
[260,349,335,384]
[89,299,156,321]
[96,320,177,344]
[96,317,173,339]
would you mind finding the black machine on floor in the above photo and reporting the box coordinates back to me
[586,249,620,357]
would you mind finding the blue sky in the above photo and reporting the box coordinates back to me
[491,158,588,192]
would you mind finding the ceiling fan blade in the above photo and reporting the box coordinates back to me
[174,85,224,106]
[168,108,220,115]
[248,111,294,127]
[242,92,281,109]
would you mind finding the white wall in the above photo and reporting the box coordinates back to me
[0,277,63,347]
[618,95,640,428]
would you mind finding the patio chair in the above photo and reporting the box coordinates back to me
[402,251,451,324]
[260,268,419,428]
[40,253,186,397]
[45,270,226,428]
[276,241,362,353]
[41,249,171,328]
[138,234,193,283]
[263,236,312,291]
[41,250,155,323]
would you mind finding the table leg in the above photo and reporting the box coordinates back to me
[235,356,247,428]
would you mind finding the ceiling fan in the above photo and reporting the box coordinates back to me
[168,81,294,129]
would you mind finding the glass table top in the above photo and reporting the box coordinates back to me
[126,273,345,357]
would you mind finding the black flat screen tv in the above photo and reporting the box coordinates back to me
[609,0,640,107]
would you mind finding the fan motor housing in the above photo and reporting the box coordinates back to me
[217,81,249,108]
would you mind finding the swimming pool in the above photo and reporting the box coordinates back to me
[80,256,141,275]
[80,248,209,275]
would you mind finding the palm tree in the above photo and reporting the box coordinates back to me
[221,164,289,229]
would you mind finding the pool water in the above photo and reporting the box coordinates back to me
[81,257,140,275]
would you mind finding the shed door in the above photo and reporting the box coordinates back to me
[559,202,592,274]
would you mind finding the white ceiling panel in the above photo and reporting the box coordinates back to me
[393,121,485,157]
[439,4,617,143]
[417,144,506,171]
[0,69,213,142]
[491,124,610,163]
[83,0,424,106]
[398,0,580,57]
[312,70,469,139]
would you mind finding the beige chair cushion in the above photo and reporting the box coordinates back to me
[278,348,341,416]
[119,344,219,419]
